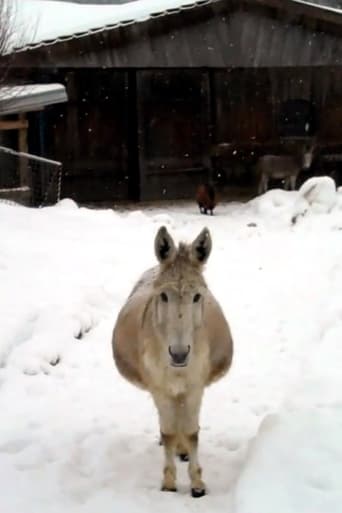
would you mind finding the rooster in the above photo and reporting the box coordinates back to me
[195,183,217,215]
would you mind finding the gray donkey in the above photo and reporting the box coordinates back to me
[112,226,233,497]
[256,141,316,195]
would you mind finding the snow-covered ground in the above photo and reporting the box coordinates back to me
[1,185,342,513]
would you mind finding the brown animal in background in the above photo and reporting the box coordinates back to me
[112,226,233,497]
[196,183,217,215]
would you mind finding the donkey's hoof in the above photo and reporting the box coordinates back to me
[179,453,189,462]
[161,486,177,493]
[191,487,206,498]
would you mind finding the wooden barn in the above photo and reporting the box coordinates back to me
[3,0,342,203]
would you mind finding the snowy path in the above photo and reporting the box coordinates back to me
[1,195,342,513]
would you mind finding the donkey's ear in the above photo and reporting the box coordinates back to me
[191,227,212,265]
[154,226,176,264]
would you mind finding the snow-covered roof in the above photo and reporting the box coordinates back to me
[9,0,342,53]
[10,0,211,52]
[293,0,342,13]
[301,0,342,7]
[0,84,68,115]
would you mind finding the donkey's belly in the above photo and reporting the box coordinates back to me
[261,157,297,179]
[271,171,292,179]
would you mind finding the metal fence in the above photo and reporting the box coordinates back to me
[0,145,62,207]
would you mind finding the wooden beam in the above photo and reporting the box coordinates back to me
[0,119,29,131]
[136,71,146,201]
[66,72,80,160]
[201,71,212,180]
[18,114,30,187]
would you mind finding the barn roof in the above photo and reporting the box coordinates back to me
[9,0,342,53]
[10,0,211,52]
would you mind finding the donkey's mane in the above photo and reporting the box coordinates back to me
[155,241,206,289]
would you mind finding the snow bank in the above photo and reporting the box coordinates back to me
[234,246,342,513]
[248,189,300,227]
[249,177,338,227]
[298,176,337,213]
[235,404,342,513]
[56,198,79,210]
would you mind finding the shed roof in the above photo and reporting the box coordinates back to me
[0,84,68,115]
[9,0,342,53]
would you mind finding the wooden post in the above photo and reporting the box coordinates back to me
[18,113,29,187]
[66,72,80,163]
[201,71,212,181]
[136,70,146,201]
[127,70,140,201]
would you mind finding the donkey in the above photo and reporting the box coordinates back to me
[256,141,316,195]
[112,226,233,497]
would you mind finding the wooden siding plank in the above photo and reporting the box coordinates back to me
[0,120,29,130]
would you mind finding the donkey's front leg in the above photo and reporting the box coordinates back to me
[154,394,178,492]
[160,433,177,492]
[181,390,206,497]
[183,430,206,497]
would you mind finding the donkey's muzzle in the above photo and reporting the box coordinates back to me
[168,345,191,367]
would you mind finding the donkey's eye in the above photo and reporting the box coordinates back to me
[160,292,168,303]
[193,293,201,303]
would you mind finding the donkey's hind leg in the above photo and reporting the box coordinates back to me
[258,174,267,195]
[176,439,189,462]
[289,174,297,190]
[159,432,188,461]
[159,432,163,445]
[159,431,186,460]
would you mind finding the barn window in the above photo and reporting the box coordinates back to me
[278,99,316,137]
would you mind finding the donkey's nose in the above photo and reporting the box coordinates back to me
[168,345,190,366]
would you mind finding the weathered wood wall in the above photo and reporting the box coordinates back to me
[213,66,342,144]
[31,66,342,202]
[211,66,342,187]
[39,70,133,202]
[137,70,211,200]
